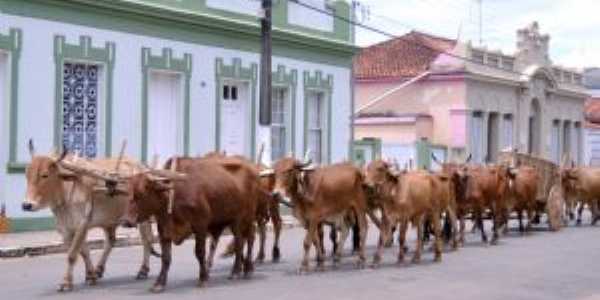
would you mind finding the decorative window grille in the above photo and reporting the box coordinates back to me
[62,63,99,158]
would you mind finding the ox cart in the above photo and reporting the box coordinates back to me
[498,151,564,231]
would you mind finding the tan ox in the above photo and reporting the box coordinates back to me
[263,158,368,272]
[365,161,443,266]
[505,166,539,233]
[22,141,155,292]
[562,167,600,225]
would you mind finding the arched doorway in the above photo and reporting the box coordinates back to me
[528,98,541,155]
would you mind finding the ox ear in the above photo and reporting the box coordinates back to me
[437,174,449,181]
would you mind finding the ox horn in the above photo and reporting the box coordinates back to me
[147,169,187,181]
[114,139,128,172]
[256,143,265,164]
[28,139,36,159]
[464,153,472,164]
[58,159,124,183]
[259,168,275,177]
[431,153,442,166]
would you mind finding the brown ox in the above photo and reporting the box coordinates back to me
[458,164,509,245]
[561,167,600,225]
[22,142,155,292]
[165,154,280,266]
[505,166,539,232]
[201,152,282,263]
[365,161,443,265]
[264,158,368,272]
[121,159,255,293]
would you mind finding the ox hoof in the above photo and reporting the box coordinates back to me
[197,280,207,288]
[136,272,149,280]
[256,252,265,264]
[490,239,499,246]
[354,260,366,269]
[297,265,310,275]
[272,250,281,263]
[150,285,165,293]
[136,265,150,280]
[94,266,105,279]
[57,282,74,292]
[434,256,442,263]
[411,256,421,264]
[576,220,582,226]
[85,277,98,286]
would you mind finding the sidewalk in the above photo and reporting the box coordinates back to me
[0,215,298,259]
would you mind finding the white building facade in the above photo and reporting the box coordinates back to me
[0,0,356,231]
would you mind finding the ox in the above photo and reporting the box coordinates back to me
[561,166,600,225]
[365,161,444,265]
[431,154,471,246]
[164,153,279,266]
[505,165,539,233]
[200,152,283,264]
[262,158,369,272]
[22,141,156,292]
[121,159,255,292]
[457,164,510,245]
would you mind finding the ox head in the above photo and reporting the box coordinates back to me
[121,166,186,228]
[266,156,313,203]
[364,159,400,188]
[22,140,70,212]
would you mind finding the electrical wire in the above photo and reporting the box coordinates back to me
[289,0,530,76]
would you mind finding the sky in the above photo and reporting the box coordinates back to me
[354,0,600,70]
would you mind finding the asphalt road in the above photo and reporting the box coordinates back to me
[1,218,600,300]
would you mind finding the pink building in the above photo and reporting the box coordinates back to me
[354,23,586,167]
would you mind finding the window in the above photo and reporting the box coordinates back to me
[271,88,288,161]
[502,114,514,150]
[306,91,325,164]
[62,62,100,158]
[223,84,238,101]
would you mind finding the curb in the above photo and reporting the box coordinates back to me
[0,219,299,259]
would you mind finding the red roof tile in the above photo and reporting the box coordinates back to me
[585,98,600,124]
[353,31,457,80]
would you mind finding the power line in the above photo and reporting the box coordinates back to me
[290,0,529,77]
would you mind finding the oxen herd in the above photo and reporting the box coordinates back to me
[20,140,600,293]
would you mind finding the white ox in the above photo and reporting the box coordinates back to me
[22,141,156,292]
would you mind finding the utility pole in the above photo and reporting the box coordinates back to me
[259,0,272,126]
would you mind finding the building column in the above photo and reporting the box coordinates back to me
[482,111,489,163]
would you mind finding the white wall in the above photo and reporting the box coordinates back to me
[206,0,261,17]
[1,14,352,218]
[288,0,334,32]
